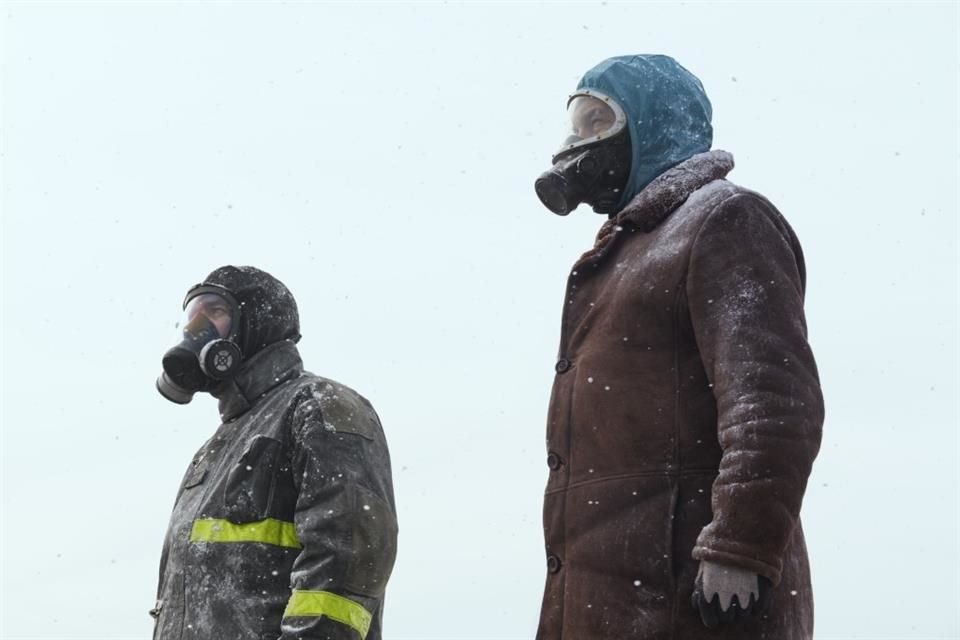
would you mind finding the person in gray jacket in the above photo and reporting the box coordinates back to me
[153,265,397,640]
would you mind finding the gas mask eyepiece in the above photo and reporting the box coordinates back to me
[156,287,243,404]
[535,90,632,216]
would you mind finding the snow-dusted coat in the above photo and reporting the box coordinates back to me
[153,341,397,640]
[536,150,824,639]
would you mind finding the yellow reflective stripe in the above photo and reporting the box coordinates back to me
[189,518,301,549]
[283,590,372,639]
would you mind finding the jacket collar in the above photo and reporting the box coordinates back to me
[211,340,304,422]
[618,149,734,230]
[575,150,734,268]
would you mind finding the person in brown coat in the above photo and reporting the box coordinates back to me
[533,54,824,639]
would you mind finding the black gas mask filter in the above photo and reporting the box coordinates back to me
[156,285,243,405]
[535,89,632,216]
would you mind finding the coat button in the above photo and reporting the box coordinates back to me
[555,358,572,374]
[547,452,562,470]
[547,554,562,574]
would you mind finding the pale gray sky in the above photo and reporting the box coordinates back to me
[2,2,958,639]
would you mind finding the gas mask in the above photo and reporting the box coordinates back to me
[535,89,632,216]
[156,285,243,404]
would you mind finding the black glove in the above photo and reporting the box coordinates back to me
[691,560,773,628]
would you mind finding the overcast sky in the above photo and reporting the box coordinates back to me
[2,2,958,639]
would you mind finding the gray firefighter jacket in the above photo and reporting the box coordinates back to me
[152,341,398,640]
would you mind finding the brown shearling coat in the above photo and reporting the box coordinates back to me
[536,150,824,640]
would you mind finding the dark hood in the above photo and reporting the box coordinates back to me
[199,265,301,360]
[576,54,714,211]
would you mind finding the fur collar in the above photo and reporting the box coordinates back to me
[618,149,734,231]
[575,150,734,268]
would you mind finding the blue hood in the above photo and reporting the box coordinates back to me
[576,55,713,211]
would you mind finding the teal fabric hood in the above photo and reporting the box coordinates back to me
[576,55,713,211]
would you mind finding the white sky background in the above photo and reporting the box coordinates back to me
[1,2,957,638]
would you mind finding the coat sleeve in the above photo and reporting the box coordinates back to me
[279,386,398,640]
[686,192,824,586]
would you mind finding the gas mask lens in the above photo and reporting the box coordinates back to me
[183,293,233,342]
[556,93,626,159]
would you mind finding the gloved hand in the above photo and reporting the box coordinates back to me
[691,560,772,628]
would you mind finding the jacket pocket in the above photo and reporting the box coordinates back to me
[176,458,208,501]
[223,435,281,522]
